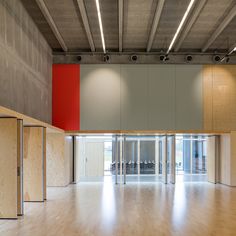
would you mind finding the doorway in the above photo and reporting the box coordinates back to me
[104,141,112,176]
[175,135,207,182]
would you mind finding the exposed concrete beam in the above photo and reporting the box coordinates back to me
[118,0,124,52]
[146,0,165,52]
[175,0,207,52]
[35,0,67,52]
[202,4,236,52]
[76,0,95,52]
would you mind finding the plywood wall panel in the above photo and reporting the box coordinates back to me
[17,119,23,215]
[203,65,236,131]
[219,134,231,185]
[0,118,18,218]
[46,133,72,187]
[23,127,44,202]
[43,128,46,200]
[213,66,236,130]
[230,132,236,186]
[65,136,73,185]
[207,136,216,183]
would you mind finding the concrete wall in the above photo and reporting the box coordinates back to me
[0,0,52,123]
[80,64,203,130]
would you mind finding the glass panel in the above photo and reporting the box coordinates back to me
[159,140,162,174]
[175,135,207,182]
[104,141,112,176]
[140,140,155,175]
[124,140,138,175]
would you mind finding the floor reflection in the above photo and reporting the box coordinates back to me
[101,182,116,227]
[172,184,187,227]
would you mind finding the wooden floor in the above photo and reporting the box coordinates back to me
[1,181,236,236]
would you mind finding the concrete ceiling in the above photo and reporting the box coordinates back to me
[21,0,236,55]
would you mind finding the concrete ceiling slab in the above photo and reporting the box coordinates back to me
[20,0,236,55]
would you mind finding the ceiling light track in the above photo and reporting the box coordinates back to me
[95,0,106,53]
[166,0,195,56]
[220,46,236,63]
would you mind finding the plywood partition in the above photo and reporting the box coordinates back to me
[219,134,231,185]
[229,132,236,186]
[207,136,217,183]
[46,133,72,187]
[0,118,18,219]
[24,126,44,202]
[17,119,24,216]
[43,128,46,200]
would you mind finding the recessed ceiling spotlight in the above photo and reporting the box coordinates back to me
[213,55,221,63]
[185,55,193,62]
[103,54,110,62]
[160,55,169,62]
[77,55,82,61]
[130,55,138,61]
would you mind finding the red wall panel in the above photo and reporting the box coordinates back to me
[52,64,80,131]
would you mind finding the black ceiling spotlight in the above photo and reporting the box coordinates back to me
[213,55,221,63]
[103,54,110,62]
[160,54,169,62]
[130,55,138,62]
[77,55,82,62]
[185,55,193,62]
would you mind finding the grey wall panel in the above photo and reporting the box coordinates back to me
[0,0,52,123]
[80,65,121,130]
[175,65,203,130]
[120,65,148,130]
[80,64,204,131]
[148,65,175,129]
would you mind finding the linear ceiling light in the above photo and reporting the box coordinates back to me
[220,44,236,62]
[95,0,106,53]
[167,0,195,54]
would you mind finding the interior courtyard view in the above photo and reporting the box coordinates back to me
[0,0,236,235]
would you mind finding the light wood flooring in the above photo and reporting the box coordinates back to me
[1,181,236,236]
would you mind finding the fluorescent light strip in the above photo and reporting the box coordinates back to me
[167,0,195,54]
[95,0,106,53]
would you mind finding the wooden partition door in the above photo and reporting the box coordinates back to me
[17,119,24,216]
[24,126,45,202]
[0,118,18,218]
[207,136,220,184]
